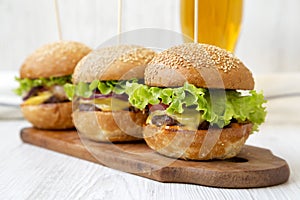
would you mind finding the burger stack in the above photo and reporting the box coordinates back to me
[16,42,267,161]
[15,41,91,129]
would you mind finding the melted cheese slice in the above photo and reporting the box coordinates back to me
[80,97,129,111]
[147,110,204,130]
[23,91,52,105]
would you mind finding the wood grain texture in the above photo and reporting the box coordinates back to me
[20,127,290,188]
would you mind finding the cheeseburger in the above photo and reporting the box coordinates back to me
[65,45,156,142]
[126,43,266,160]
[15,41,91,129]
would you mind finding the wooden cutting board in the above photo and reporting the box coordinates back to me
[20,127,290,188]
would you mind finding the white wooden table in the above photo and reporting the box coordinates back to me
[1,71,300,199]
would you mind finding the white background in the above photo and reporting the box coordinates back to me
[1,0,300,74]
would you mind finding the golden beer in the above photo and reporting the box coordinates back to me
[180,0,243,52]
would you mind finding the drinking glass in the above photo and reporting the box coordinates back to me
[180,0,243,52]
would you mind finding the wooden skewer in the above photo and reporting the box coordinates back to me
[54,0,63,41]
[117,0,123,44]
[194,0,199,43]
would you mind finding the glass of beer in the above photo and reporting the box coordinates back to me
[180,0,243,52]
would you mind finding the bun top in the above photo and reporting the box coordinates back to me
[145,43,254,90]
[73,45,156,84]
[20,41,91,79]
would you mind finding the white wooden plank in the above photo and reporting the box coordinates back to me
[0,121,300,199]
[1,0,300,73]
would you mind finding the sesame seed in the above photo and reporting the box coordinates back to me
[166,43,241,73]
[73,44,155,83]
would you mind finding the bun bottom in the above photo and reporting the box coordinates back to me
[143,123,252,160]
[21,102,74,130]
[73,110,148,142]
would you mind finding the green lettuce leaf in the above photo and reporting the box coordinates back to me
[64,83,75,100]
[64,79,138,100]
[76,82,93,98]
[14,75,72,96]
[64,80,267,131]
[126,82,267,131]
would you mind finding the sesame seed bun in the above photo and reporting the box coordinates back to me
[145,43,254,90]
[19,41,91,130]
[143,43,256,160]
[73,45,156,84]
[143,123,252,160]
[20,41,91,79]
[72,45,155,142]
